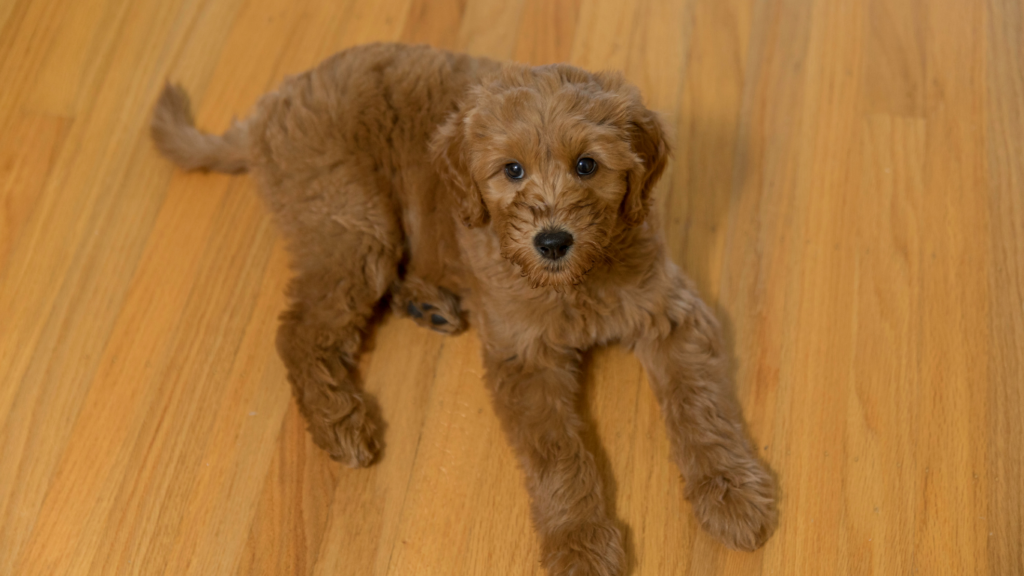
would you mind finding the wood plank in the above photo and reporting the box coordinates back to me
[984,1,1024,573]
[568,0,640,72]
[233,402,341,576]
[915,0,990,573]
[848,115,927,575]
[0,0,65,131]
[400,0,466,50]
[662,0,749,301]
[863,0,926,116]
[0,113,68,288]
[781,2,866,572]
[458,0,525,59]
[513,0,580,66]
[714,0,816,573]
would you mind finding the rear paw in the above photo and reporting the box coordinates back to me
[308,403,381,468]
[396,282,465,334]
[405,301,460,333]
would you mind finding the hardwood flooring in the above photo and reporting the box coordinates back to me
[1,0,1021,573]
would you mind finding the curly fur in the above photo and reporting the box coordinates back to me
[151,42,777,575]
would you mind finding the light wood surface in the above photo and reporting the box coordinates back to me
[1,0,1021,574]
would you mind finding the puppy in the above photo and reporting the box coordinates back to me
[151,42,776,575]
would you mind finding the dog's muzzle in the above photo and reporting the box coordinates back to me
[533,229,574,261]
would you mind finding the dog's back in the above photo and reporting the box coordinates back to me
[152,44,497,265]
[151,43,496,179]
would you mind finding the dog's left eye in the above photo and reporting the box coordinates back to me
[575,157,597,176]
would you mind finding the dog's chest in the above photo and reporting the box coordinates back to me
[488,278,661,350]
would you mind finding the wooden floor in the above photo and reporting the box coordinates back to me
[1,0,1022,574]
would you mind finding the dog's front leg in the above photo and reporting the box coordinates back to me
[633,279,777,551]
[484,343,624,576]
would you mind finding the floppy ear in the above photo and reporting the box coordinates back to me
[430,108,489,228]
[621,110,670,226]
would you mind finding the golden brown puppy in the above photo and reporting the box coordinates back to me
[152,42,777,576]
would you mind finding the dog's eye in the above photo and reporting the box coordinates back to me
[575,157,597,176]
[504,162,525,181]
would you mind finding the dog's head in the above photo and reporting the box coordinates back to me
[431,64,669,289]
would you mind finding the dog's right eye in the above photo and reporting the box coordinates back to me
[504,162,525,180]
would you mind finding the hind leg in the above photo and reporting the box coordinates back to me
[391,276,465,334]
[269,172,404,466]
[277,231,399,467]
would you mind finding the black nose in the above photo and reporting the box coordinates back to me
[533,230,574,261]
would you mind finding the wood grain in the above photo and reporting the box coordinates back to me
[1,0,1021,574]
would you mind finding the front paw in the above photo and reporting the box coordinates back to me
[687,467,777,551]
[541,519,625,576]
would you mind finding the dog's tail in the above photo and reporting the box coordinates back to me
[150,83,249,173]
